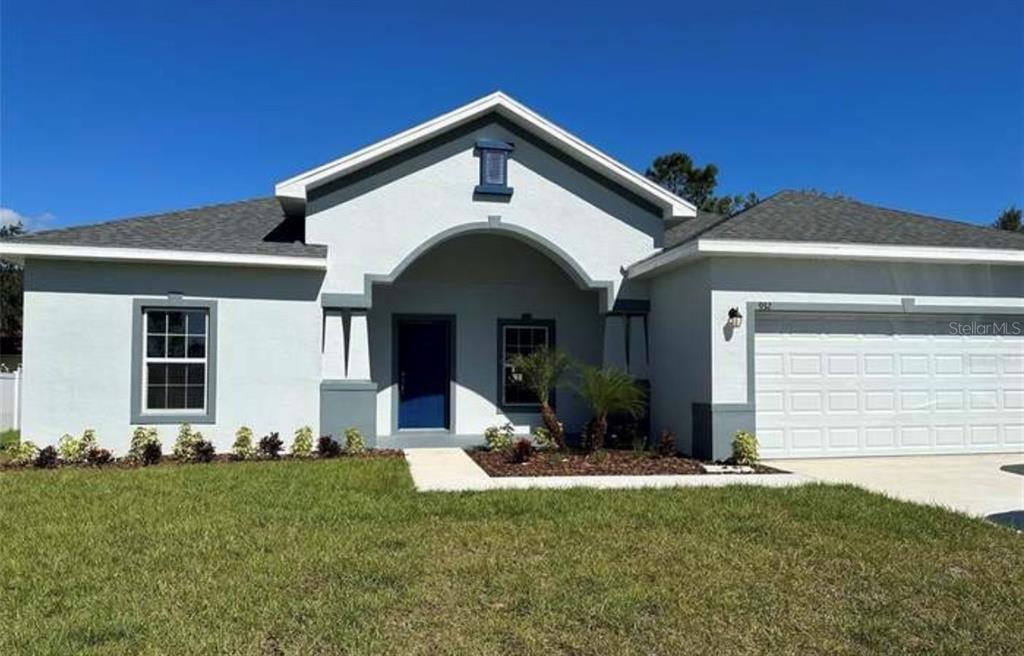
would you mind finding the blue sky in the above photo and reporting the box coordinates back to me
[1,0,1021,230]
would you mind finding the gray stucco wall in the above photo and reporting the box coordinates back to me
[21,259,324,455]
[647,260,711,455]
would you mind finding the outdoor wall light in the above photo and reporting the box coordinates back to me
[728,307,743,328]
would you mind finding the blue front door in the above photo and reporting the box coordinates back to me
[397,318,452,430]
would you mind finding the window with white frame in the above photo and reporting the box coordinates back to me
[143,308,208,411]
[500,321,552,407]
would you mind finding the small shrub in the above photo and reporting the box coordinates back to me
[731,430,759,465]
[192,439,216,463]
[291,426,314,458]
[34,445,59,468]
[631,432,648,455]
[590,449,610,465]
[510,437,534,464]
[344,427,366,455]
[532,426,557,450]
[173,424,203,461]
[317,435,341,458]
[484,422,515,452]
[258,432,283,459]
[57,429,98,464]
[9,440,38,466]
[657,430,676,456]
[85,447,114,466]
[140,441,162,466]
[232,426,255,460]
[129,427,161,462]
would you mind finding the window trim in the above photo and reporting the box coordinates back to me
[496,318,555,412]
[474,139,514,197]
[131,298,217,424]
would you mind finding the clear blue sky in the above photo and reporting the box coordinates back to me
[1,0,1021,230]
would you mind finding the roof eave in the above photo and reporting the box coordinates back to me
[0,242,328,270]
[274,91,696,221]
[627,239,1024,279]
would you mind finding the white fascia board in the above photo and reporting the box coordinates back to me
[627,239,1024,278]
[274,91,696,220]
[0,242,327,270]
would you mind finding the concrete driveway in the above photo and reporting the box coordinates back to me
[769,454,1024,527]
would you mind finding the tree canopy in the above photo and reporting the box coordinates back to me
[993,205,1022,232]
[645,152,759,216]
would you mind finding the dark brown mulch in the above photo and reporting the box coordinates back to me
[468,448,785,477]
[0,449,404,471]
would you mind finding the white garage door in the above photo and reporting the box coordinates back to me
[755,313,1024,458]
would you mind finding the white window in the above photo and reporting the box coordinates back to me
[143,308,208,412]
[500,322,552,406]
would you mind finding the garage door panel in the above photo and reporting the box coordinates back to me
[756,313,1024,458]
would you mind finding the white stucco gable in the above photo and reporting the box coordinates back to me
[287,93,687,309]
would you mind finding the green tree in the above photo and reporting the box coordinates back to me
[0,222,25,365]
[574,365,646,451]
[993,205,1022,232]
[645,152,760,216]
[508,347,571,449]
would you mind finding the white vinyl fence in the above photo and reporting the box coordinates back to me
[0,368,22,431]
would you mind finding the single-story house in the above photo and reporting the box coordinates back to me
[2,92,1022,459]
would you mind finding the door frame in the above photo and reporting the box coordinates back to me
[391,314,456,433]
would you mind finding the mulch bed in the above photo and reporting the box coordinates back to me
[0,449,404,471]
[468,448,784,477]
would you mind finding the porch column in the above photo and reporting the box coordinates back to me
[602,314,649,378]
[344,312,371,379]
[322,311,346,379]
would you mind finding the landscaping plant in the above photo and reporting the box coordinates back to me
[731,430,759,465]
[173,424,204,461]
[532,426,557,450]
[291,426,314,458]
[128,427,161,464]
[34,445,59,468]
[344,427,366,454]
[258,433,284,459]
[231,426,256,460]
[657,430,676,456]
[574,365,646,451]
[317,435,342,458]
[508,346,570,449]
[484,422,515,452]
[8,440,38,466]
[511,437,534,464]
[85,447,114,466]
[57,429,97,464]
[191,439,216,463]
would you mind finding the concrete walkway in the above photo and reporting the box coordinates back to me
[770,453,1024,525]
[404,448,811,492]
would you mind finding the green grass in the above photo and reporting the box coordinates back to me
[1,459,1020,655]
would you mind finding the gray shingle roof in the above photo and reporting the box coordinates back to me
[2,197,326,258]
[666,191,1024,251]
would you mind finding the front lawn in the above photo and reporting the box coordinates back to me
[1,459,1020,655]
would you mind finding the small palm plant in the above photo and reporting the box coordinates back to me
[508,347,571,449]
[574,365,647,451]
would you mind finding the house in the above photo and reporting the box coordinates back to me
[2,92,1022,459]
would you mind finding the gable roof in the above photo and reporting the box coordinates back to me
[0,197,327,266]
[274,91,696,221]
[666,191,1024,251]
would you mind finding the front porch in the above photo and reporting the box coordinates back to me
[318,231,651,446]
